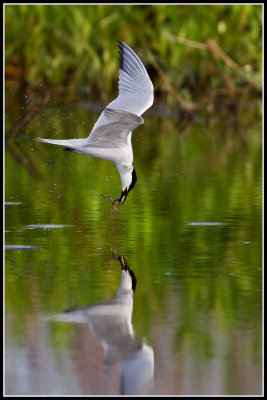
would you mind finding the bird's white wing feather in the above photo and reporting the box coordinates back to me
[108,40,154,116]
[86,108,143,148]
[92,41,153,134]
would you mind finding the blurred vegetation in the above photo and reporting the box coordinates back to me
[5,4,262,114]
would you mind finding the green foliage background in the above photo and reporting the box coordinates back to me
[5,4,262,107]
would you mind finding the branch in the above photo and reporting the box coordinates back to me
[164,32,261,92]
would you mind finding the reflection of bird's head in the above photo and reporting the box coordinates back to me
[128,268,137,293]
[116,255,137,294]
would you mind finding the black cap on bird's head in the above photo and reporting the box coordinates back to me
[128,166,137,193]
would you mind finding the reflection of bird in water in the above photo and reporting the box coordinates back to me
[37,41,154,210]
[49,255,154,395]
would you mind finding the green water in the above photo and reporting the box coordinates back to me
[5,100,262,395]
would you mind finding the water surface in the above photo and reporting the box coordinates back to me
[5,99,262,395]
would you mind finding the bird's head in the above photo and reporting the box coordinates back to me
[118,164,137,205]
[101,164,137,209]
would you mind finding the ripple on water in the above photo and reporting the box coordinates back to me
[5,245,42,250]
[186,222,224,226]
[22,224,72,230]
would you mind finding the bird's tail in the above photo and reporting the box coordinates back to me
[44,311,88,324]
[36,137,87,151]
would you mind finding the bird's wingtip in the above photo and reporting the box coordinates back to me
[117,39,126,48]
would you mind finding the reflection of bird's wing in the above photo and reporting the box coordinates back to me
[86,108,143,149]
[120,343,154,395]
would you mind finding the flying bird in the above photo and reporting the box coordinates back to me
[37,41,154,209]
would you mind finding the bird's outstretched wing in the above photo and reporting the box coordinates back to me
[90,41,153,137]
[112,40,154,116]
[86,108,143,148]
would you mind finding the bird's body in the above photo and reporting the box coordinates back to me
[37,41,154,208]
